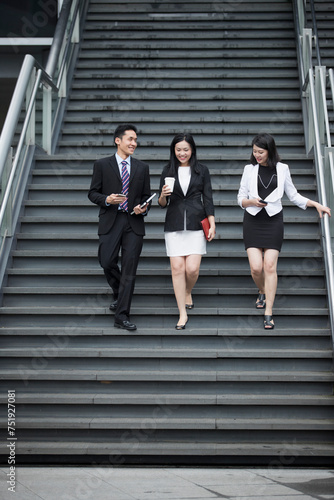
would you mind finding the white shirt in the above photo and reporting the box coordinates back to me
[178,166,191,195]
[115,153,131,176]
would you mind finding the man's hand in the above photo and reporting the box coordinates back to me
[132,203,148,215]
[106,193,127,205]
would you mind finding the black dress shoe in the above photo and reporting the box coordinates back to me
[114,319,137,331]
[109,300,118,311]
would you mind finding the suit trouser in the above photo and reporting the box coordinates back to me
[98,212,143,322]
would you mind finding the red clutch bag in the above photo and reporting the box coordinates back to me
[201,217,210,240]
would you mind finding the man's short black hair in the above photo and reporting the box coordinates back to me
[113,124,137,145]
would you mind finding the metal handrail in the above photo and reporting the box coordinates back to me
[293,0,334,340]
[0,55,36,181]
[45,0,73,78]
[309,0,321,66]
[0,0,88,290]
[0,65,56,230]
[308,70,334,336]
[329,68,334,112]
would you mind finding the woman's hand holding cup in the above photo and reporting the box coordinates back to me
[164,177,175,196]
[162,184,172,197]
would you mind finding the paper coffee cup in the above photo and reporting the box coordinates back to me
[165,177,175,192]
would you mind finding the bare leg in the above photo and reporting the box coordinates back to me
[170,256,188,327]
[246,247,265,293]
[263,248,279,318]
[185,254,202,306]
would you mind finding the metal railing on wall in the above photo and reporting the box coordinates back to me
[0,0,89,291]
[293,0,334,343]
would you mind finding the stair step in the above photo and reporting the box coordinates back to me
[0,368,333,382]
[1,393,332,406]
[2,417,333,431]
[2,441,333,457]
[2,346,331,358]
[0,326,330,337]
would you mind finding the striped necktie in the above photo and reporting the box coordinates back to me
[119,160,129,211]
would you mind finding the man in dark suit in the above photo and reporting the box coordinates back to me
[88,124,151,331]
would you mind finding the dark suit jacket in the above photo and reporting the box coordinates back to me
[159,163,215,232]
[88,154,151,236]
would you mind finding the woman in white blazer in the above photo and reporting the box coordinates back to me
[237,133,330,329]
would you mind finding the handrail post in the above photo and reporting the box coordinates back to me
[325,147,334,240]
[302,28,313,79]
[43,86,53,155]
[26,68,36,146]
[329,69,334,112]
[315,66,326,146]
[1,149,13,237]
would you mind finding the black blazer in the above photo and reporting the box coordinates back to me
[88,154,151,236]
[159,163,215,232]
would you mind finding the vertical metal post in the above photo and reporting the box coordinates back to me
[302,29,313,80]
[43,86,52,154]
[26,68,36,146]
[1,148,13,237]
[297,0,305,35]
[72,9,80,44]
[315,66,326,145]
[307,71,315,154]
[325,147,334,245]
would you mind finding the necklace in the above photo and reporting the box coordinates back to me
[258,173,277,190]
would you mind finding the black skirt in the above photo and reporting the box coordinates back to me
[243,208,284,251]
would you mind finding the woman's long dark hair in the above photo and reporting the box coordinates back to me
[167,133,200,176]
[250,133,280,168]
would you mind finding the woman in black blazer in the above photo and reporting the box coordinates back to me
[158,133,215,329]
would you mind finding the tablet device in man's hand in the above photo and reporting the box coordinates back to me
[140,193,156,208]
[130,193,156,215]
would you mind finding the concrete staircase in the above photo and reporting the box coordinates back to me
[0,0,333,465]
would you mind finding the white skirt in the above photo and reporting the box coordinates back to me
[165,230,207,257]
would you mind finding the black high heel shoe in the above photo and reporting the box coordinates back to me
[175,318,189,330]
[264,315,274,330]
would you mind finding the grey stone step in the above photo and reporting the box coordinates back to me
[28,167,314,178]
[5,271,326,290]
[2,346,331,359]
[88,0,292,12]
[71,79,300,90]
[0,366,333,382]
[82,28,294,40]
[80,40,296,50]
[1,441,333,458]
[85,13,293,22]
[0,307,330,329]
[67,89,300,101]
[0,392,333,406]
[6,255,325,268]
[75,59,299,70]
[78,49,298,60]
[9,247,326,260]
[64,100,302,111]
[2,417,333,431]
[0,326,330,337]
[1,392,332,406]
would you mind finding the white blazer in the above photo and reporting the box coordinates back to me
[237,162,309,216]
